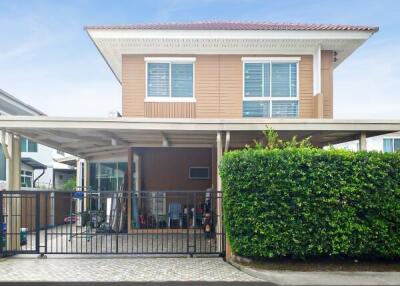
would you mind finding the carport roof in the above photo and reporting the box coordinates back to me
[1,116,399,160]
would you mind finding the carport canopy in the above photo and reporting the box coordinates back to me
[1,116,400,160]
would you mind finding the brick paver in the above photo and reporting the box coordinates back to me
[0,257,259,282]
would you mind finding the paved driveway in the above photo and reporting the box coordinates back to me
[0,256,259,282]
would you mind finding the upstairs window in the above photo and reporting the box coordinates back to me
[146,58,195,101]
[20,137,38,152]
[242,57,299,118]
[383,138,400,153]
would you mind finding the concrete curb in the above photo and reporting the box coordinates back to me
[229,260,280,285]
[228,260,400,286]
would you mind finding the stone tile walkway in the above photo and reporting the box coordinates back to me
[0,256,259,282]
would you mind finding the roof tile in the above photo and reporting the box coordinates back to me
[85,21,379,32]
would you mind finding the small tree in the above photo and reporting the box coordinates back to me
[63,176,76,191]
[251,127,313,150]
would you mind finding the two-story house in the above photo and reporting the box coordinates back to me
[2,21,400,256]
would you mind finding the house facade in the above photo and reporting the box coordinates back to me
[83,22,375,211]
[0,89,75,190]
[2,21,400,257]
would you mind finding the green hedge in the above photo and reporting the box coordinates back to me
[220,148,400,259]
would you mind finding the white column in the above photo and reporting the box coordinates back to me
[11,135,21,190]
[359,132,367,151]
[5,134,21,250]
[5,132,14,190]
[83,159,90,211]
[313,45,322,96]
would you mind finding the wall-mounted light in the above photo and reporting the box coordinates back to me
[333,51,338,62]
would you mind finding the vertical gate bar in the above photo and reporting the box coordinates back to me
[30,196,33,252]
[19,193,22,252]
[44,192,48,254]
[116,192,119,254]
[220,191,223,255]
[186,192,189,255]
[0,192,3,256]
[50,193,52,253]
[35,192,40,254]
[10,193,13,252]
[193,192,197,253]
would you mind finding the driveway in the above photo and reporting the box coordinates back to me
[0,256,260,282]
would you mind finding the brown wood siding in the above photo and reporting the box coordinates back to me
[136,148,212,214]
[20,193,50,231]
[219,56,243,118]
[53,192,72,226]
[298,55,314,118]
[122,54,329,119]
[122,55,145,117]
[137,147,212,191]
[196,55,221,118]
[144,102,196,118]
[321,51,334,118]
[20,192,71,231]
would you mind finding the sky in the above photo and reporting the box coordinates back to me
[0,0,399,118]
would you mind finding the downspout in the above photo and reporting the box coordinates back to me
[1,130,11,160]
[33,168,46,188]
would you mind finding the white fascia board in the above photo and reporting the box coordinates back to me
[87,29,374,40]
[144,97,196,103]
[242,57,301,62]
[144,57,196,62]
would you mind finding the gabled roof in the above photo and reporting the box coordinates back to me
[86,21,378,83]
[0,89,46,116]
[85,21,378,32]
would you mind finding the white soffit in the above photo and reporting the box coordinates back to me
[86,29,374,83]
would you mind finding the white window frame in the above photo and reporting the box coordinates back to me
[242,57,300,118]
[383,138,400,153]
[188,166,210,180]
[20,138,38,153]
[145,57,196,102]
[21,169,33,188]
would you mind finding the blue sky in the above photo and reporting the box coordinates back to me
[0,0,399,118]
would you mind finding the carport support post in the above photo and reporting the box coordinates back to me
[359,132,367,151]
[83,160,90,210]
[216,132,223,254]
[5,133,21,251]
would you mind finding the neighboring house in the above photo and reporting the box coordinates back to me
[2,21,400,256]
[0,89,75,190]
[335,131,400,152]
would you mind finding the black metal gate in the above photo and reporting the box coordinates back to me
[0,190,224,256]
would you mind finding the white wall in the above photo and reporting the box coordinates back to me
[335,132,400,152]
[22,144,75,189]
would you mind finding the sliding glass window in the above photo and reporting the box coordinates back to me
[243,59,299,118]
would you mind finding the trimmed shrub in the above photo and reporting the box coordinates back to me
[220,147,400,259]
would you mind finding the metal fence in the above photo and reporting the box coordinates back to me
[0,190,224,256]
